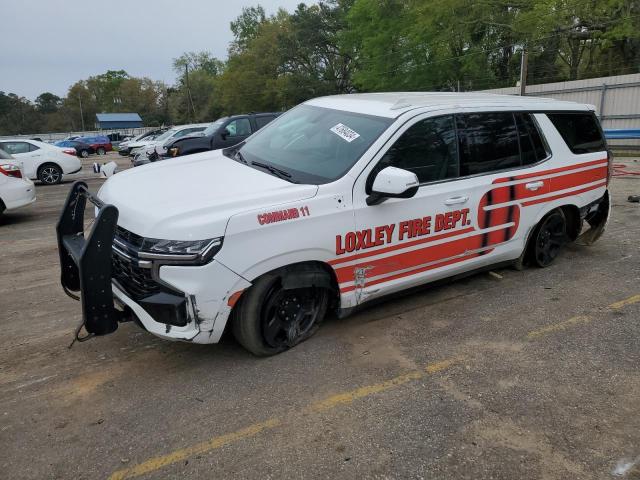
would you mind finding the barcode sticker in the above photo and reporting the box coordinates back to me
[330,123,360,143]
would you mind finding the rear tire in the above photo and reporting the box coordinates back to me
[37,163,62,185]
[232,270,330,356]
[97,147,106,155]
[529,209,568,268]
[80,149,89,158]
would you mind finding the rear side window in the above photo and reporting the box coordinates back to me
[547,113,606,154]
[515,114,548,165]
[29,143,40,152]
[456,112,520,176]
[1,142,30,154]
[255,116,276,130]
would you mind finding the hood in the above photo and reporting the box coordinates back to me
[98,150,318,240]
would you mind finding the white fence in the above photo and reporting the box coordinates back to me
[483,73,640,148]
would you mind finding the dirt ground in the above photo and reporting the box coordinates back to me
[1,152,640,480]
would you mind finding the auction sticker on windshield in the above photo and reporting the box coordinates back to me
[330,123,360,143]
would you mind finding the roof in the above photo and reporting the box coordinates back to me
[305,92,594,118]
[95,113,142,122]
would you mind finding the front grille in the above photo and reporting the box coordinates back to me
[112,253,160,299]
[112,226,159,299]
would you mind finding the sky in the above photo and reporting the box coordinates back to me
[0,0,307,100]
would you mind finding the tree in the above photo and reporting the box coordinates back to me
[35,92,61,114]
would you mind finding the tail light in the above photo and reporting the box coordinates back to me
[63,149,77,156]
[606,149,613,186]
[0,164,23,178]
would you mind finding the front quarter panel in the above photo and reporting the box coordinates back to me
[216,183,356,305]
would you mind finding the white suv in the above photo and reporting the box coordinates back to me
[0,138,82,184]
[57,93,611,355]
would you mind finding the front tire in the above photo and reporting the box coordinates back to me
[38,164,62,185]
[80,149,89,158]
[97,147,106,155]
[232,270,330,356]
[530,209,568,267]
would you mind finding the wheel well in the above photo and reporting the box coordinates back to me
[559,205,581,241]
[250,261,340,304]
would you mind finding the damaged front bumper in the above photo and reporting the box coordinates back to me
[56,181,250,344]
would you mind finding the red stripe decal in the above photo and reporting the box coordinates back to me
[495,158,608,183]
[522,181,606,207]
[329,226,474,266]
[339,251,489,293]
[334,229,508,284]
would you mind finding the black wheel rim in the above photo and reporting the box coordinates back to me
[41,167,60,184]
[261,283,323,349]
[535,213,566,266]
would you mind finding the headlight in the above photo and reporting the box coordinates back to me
[138,237,223,265]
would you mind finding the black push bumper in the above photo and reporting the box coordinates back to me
[56,181,124,336]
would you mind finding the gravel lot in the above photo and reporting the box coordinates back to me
[1,153,640,480]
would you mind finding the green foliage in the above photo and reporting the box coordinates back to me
[1,0,638,135]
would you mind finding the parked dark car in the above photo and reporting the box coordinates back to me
[76,136,112,155]
[161,113,281,159]
[54,140,94,158]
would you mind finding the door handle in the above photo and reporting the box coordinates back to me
[445,196,469,206]
[525,181,544,191]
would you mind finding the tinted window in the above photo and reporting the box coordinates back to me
[547,113,606,154]
[457,113,520,176]
[1,142,30,154]
[255,116,276,130]
[226,118,252,137]
[375,115,458,184]
[29,143,40,152]
[516,114,548,165]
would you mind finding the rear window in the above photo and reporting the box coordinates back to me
[547,113,606,154]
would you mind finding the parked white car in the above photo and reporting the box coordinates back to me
[130,124,208,163]
[0,149,35,215]
[0,139,82,184]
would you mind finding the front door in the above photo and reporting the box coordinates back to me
[341,111,526,302]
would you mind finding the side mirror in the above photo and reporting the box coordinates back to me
[367,166,419,206]
[221,128,231,140]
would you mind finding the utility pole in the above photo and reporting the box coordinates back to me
[78,94,85,131]
[184,64,196,122]
[519,47,528,96]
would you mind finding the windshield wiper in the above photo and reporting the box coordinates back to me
[234,149,248,164]
[250,161,293,181]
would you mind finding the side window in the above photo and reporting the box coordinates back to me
[255,116,275,130]
[28,143,40,152]
[547,113,606,154]
[226,118,252,137]
[1,142,30,154]
[375,115,458,184]
[457,112,520,176]
[515,114,548,165]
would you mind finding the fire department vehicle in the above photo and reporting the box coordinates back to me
[57,93,611,356]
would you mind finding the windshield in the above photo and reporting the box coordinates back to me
[204,118,227,136]
[154,128,178,142]
[236,105,392,184]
